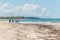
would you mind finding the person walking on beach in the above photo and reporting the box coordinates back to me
[15,19,19,23]
[12,19,14,23]
[9,18,11,23]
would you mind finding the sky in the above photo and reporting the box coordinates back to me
[0,0,60,18]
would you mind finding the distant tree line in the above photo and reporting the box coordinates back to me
[0,16,40,19]
[0,16,25,19]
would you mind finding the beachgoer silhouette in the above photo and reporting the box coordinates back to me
[15,19,19,23]
[9,18,11,23]
[12,19,14,23]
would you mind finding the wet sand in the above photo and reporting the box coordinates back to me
[0,22,60,40]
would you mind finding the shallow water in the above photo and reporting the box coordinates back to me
[0,18,60,23]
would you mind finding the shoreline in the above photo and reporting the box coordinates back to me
[0,22,60,25]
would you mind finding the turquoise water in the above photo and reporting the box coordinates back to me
[1,18,60,23]
[19,18,60,23]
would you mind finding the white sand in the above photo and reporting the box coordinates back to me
[0,22,60,40]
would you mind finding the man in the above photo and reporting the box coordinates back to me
[9,18,11,23]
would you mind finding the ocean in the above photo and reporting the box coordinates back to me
[0,18,60,23]
[19,18,60,23]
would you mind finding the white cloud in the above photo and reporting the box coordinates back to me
[0,3,11,13]
[1,3,9,8]
[0,3,51,17]
[22,4,38,10]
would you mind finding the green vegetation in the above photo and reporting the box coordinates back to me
[0,16,25,19]
[0,16,40,19]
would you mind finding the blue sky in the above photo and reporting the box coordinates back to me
[0,0,60,18]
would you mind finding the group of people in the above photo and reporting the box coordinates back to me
[9,18,19,23]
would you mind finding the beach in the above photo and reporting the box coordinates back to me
[0,22,60,40]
